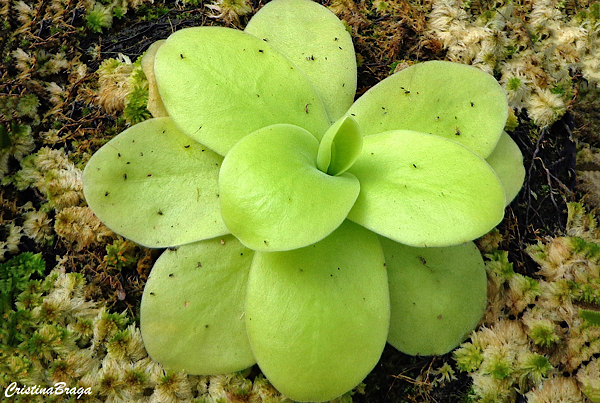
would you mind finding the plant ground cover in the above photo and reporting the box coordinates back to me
[1,0,599,402]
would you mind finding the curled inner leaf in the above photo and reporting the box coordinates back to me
[219,124,360,252]
[317,115,363,176]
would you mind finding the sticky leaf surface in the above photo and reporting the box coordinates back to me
[83,117,228,248]
[219,124,360,252]
[381,237,487,355]
[245,0,357,122]
[347,130,506,247]
[346,61,508,158]
[140,235,255,374]
[154,26,330,156]
[246,221,389,402]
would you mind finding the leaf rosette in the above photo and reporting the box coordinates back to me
[83,0,526,401]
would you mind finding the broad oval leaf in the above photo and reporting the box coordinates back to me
[317,115,363,176]
[381,237,487,356]
[140,235,256,374]
[346,61,508,158]
[486,131,525,205]
[245,0,357,122]
[347,130,506,247]
[154,26,331,156]
[219,124,360,252]
[246,221,389,402]
[83,117,228,248]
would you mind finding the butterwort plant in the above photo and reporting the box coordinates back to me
[82,0,526,400]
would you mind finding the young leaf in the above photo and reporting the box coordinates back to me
[140,235,255,375]
[154,26,330,156]
[346,61,508,158]
[486,131,525,205]
[317,115,363,176]
[245,220,389,402]
[219,124,360,252]
[83,117,228,248]
[245,0,357,122]
[141,40,168,118]
[347,130,506,247]
[381,238,487,356]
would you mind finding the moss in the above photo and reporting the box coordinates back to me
[454,203,600,402]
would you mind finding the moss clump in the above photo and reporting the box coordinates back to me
[454,202,600,402]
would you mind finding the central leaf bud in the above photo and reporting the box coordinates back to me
[218,123,360,252]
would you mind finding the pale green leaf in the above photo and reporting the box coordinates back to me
[219,124,360,252]
[245,0,357,122]
[346,61,508,158]
[317,115,363,176]
[141,40,168,118]
[486,132,525,205]
[83,117,228,248]
[381,237,487,356]
[154,26,330,156]
[140,235,255,374]
[246,220,389,402]
[347,130,506,247]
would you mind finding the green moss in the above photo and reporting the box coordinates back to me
[0,253,45,315]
